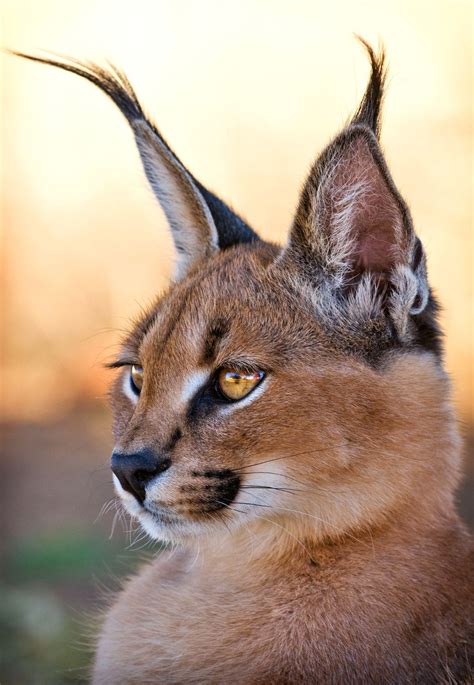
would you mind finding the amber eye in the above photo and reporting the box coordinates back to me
[130,365,144,394]
[217,368,265,402]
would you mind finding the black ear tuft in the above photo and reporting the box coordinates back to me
[351,37,386,139]
[9,51,145,122]
[9,50,260,274]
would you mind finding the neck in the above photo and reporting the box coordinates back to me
[192,496,463,576]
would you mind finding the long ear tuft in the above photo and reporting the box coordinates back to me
[9,50,259,277]
[351,37,387,138]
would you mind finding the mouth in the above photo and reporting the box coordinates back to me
[142,502,183,525]
[116,484,183,524]
[112,470,243,540]
[113,478,208,540]
[138,502,229,541]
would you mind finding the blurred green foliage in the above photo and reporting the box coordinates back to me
[1,584,88,684]
[6,531,117,582]
[1,529,156,684]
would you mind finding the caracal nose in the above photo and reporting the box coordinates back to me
[111,448,171,503]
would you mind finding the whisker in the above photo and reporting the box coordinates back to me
[94,497,117,524]
[243,511,317,563]
[126,529,149,551]
[239,470,312,487]
[241,490,372,549]
[235,443,350,472]
[215,499,247,515]
[206,509,233,536]
[241,485,303,494]
[241,477,350,505]
[109,509,122,540]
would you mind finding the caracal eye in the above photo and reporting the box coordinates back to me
[217,368,265,401]
[130,364,144,394]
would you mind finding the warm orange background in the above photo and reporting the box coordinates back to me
[1,5,472,680]
[2,0,473,422]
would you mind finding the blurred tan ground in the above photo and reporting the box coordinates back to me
[1,0,473,422]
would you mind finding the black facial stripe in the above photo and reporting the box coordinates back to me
[131,308,162,347]
[152,294,191,358]
[130,283,195,362]
[164,427,183,451]
[191,468,236,479]
[201,318,229,365]
[133,264,232,359]
[183,469,241,512]
[210,474,241,508]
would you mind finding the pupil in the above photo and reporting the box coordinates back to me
[131,366,142,393]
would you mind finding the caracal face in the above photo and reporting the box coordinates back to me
[109,239,455,545]
[12,44,453,546]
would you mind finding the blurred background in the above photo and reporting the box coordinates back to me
[1,0,472,682]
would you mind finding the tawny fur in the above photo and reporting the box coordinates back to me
[12,42,473,684]
[96,246,472,684]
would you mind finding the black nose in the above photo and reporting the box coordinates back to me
[111,448,171,503]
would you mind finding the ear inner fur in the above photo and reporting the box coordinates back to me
[278,45,437,358]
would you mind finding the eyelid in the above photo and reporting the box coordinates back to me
[217,360,270,375]
[106,359,140,370]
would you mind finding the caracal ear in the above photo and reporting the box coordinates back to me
[281,40,429,326]
[10,52,259,279]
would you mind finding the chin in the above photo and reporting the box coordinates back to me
[136,510,180,541]
[112,475,221,543]
[138,508,233,544]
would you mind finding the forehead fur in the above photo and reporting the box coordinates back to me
[125,242,321,368]
[120,239,434,373]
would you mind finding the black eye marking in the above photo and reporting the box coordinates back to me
[186,368,263,424]
[186,387,219,423]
